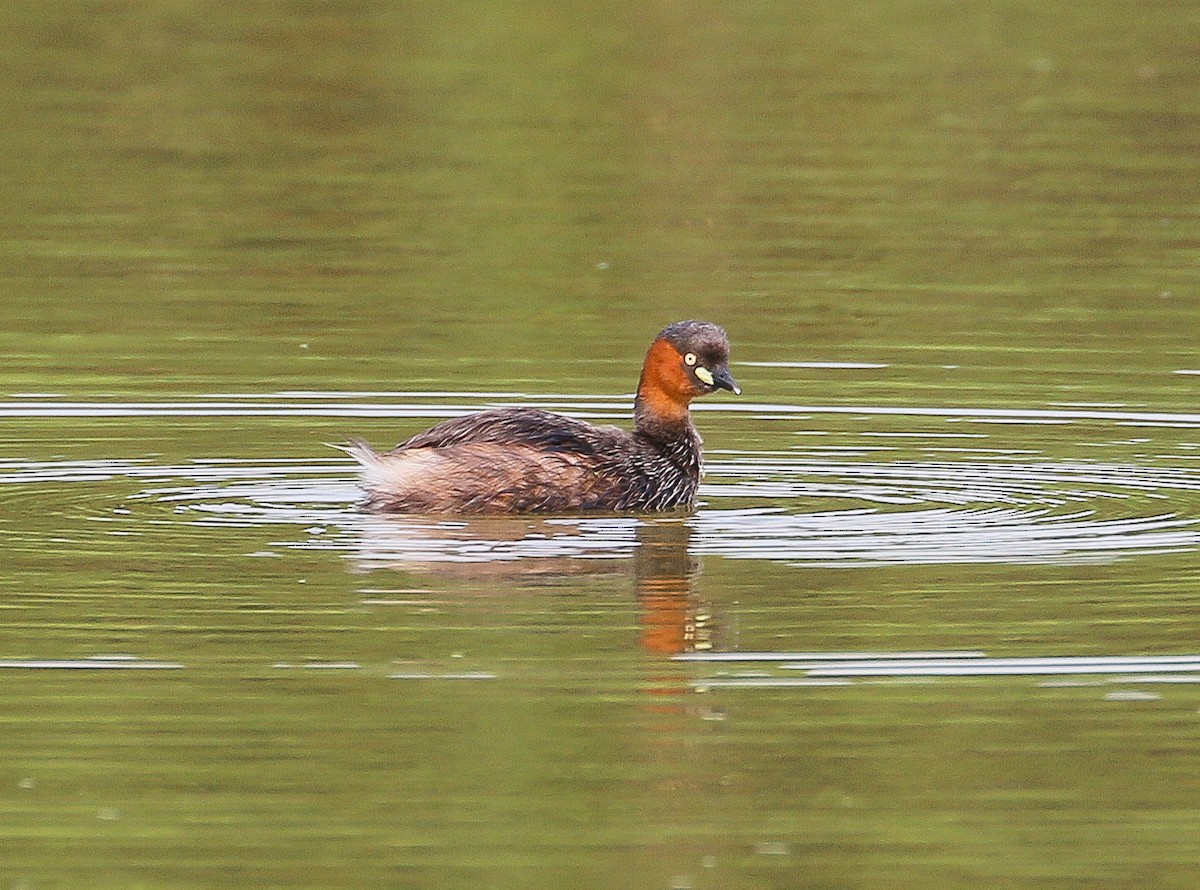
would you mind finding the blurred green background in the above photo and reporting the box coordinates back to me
[2,1,1197,393]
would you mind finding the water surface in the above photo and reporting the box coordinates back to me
[2,2,1200,888]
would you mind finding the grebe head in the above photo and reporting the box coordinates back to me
[657,320,740,397]
[636,320,740,428]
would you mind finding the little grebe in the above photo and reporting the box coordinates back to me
[344,320,740,514]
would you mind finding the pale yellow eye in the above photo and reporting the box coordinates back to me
[684,352,697,366]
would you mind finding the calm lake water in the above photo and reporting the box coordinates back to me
[3,2,1200,888]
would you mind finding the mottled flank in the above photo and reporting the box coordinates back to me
[344,321,738,514]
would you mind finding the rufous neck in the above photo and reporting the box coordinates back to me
[634,339,694,439]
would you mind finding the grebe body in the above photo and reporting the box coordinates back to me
[344,320,739,514]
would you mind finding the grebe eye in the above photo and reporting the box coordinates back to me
[684,352,697,366]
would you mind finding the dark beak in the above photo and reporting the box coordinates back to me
[712,366,741,395]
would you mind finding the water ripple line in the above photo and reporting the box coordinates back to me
[1,397,1200,427]
[679,651,1200,686]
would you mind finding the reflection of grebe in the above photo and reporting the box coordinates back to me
[635,520,716,656]
[342,321,739,514]
[347,516,720,655]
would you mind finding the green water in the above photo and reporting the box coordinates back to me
[2,2,1200,888]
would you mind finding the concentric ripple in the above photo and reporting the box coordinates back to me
[2,395,1199,568]
[4,455,1193,569]
[156,455,1198,567]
